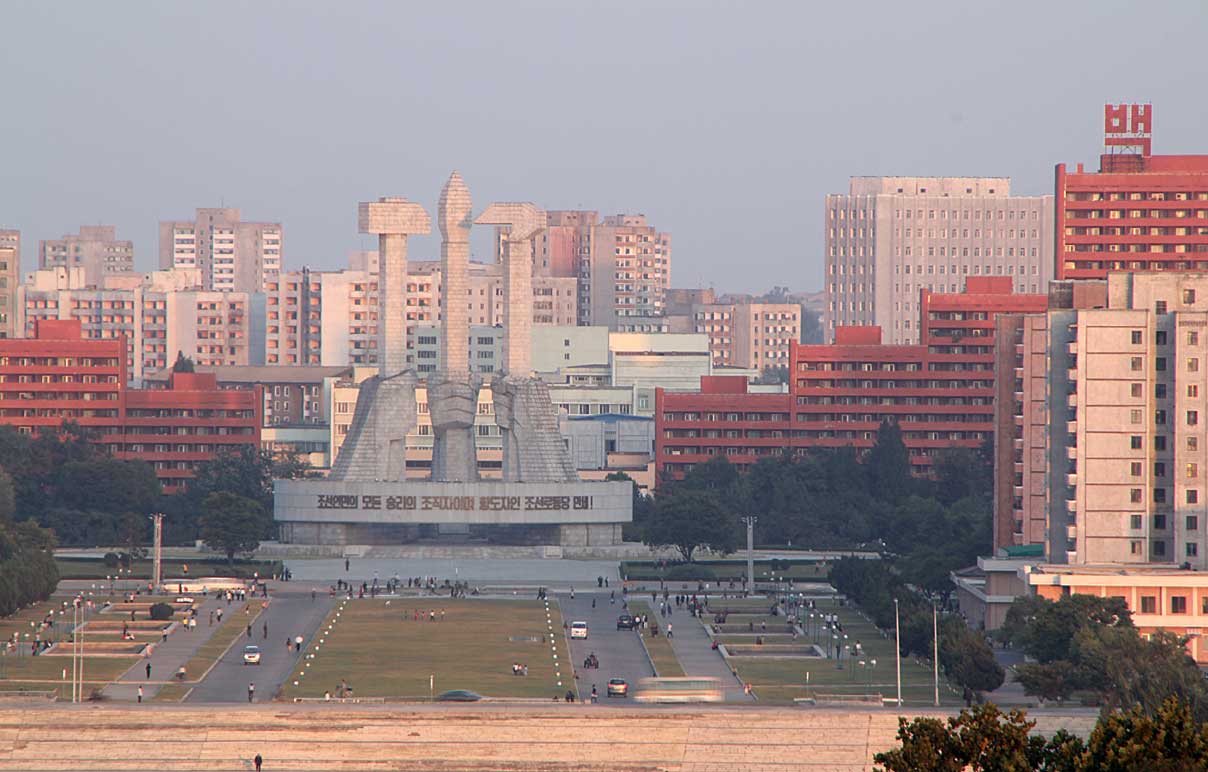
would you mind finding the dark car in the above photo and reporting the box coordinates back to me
[616,614,637,630]
[607,678,628,697]
[435,690,482,702]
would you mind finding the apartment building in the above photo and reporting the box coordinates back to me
[39,225,134,286]
[19,267,265,382]
[825,177,1053,344]
[657,280,1044,482]
[689,301,800,370]
[0,230,17,338]
[159,208,282,292]
[1057,104,1208,280]
[0,320,260,493]
[266,254,576,368]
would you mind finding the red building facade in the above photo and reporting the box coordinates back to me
[0,320,260,493]
[656,279,1045,484]
[1056,105,1208,280]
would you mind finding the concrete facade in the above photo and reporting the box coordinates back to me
[0,229,17,339]
[274,478,630,546]
[159,208,281,293]
[39,225,134,287]
[825,177,1053,344]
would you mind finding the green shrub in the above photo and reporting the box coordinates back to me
[103,552,120,568]
[148,602,174,621]
[665,564,717,581]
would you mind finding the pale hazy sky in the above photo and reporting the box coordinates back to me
[2,1,1206,293]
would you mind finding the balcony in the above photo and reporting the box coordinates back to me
[1067,393,1078,408]
[1065,524,1078,541]
[1065,499,1077,513]
[1067,341,1077,355]
[1066,472,1078,487]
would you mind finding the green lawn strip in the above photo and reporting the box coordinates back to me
[728,598,961,707]
[626,602,685,678]
[178,601,264,681]
[0,655,133,683]
[151,682,191,702]
[620,560,829,582]
[54,557,282,581]
[280,599,566,700]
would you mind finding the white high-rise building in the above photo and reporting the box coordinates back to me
[825,177,1054,343]
[159,208,282,293]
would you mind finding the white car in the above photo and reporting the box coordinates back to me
[570,621,589,639]
[242,645,261,665]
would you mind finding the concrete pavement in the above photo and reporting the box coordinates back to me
[101,597,226,701]
[661,603,754,701]
[558,591,653,704]
[186,588,332,703]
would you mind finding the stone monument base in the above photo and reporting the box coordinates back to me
[274,479,631,548]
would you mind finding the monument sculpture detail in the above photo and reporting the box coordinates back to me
[275,174,629,547]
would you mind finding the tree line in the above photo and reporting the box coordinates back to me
[637,419,993,597]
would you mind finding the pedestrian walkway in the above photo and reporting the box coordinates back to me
[101,596,231,701]
[664,610,753,701]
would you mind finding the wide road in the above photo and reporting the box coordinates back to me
[558,591,653,703]
[187,587,333,703]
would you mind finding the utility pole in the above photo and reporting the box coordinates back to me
[740,516,757,596]
[932,604,940,708]
[149,513,164,593]
[894,597,902,708]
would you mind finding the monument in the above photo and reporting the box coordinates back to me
[274,174,631,548]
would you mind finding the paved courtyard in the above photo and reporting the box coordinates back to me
[284,557,621,585]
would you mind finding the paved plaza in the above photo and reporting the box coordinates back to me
[284,556,621,585]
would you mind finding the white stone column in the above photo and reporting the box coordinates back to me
[379,232,407,376]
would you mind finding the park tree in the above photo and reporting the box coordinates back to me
[1073,626,1208,721]
[198,491,267,563]
[0,467,14,525]
[172,351,195,373]
[189,445,275,515]
[1079,697,1208,771]
[865,419,912,503]
[1000,594,1133,664]
[643,488,737,562]
[874,703,1043,772]
[932,447,993,507]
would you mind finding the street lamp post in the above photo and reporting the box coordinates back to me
[894,598,903,708]
[740,516,757,597]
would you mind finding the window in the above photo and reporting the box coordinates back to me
[1157,357,1167,371]
[1131,435,1144,449]
[1131,514,1143,530]
[1189,490,1200,505]
[1190,437,1200,451]
[1130,356,1144,371]
[1132,330,1143,344]
[1190,358,1200,373]
[1131,383,1144,398]
[1154,540,1167,557]
[1173,596,1188,614]
[1141,596,1157,613]
[1131,488,1143,503]
[1188,516,1199,531]
[1189,410,1200,427]
[1185,289,1197,305]
[1157,330,1168,346]
[1155,514,1168,529]
[1191,331,1201,346]
[1189,463,1200,479]
[1131,462,1143,477]
[1191,385,1200,399]
[1156,462,1167,477]
[1157,436,1168,451]
[1156,300,1168,315]
[1132,541,1143,555]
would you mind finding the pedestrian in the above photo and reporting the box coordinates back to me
[311,590,316,602]
[345,558,350,572]
[570,588,575,600]
[254,754,262,772]
[209,610,214,627]
[247,623,252,638]
[667,622,673,638]
[295,635,303,652]
[263,621,268,639]
[440,608,445,622]
[248,682,255,702]
[217,608,224,623]
[145,662,152,680]
[137,685,143,703]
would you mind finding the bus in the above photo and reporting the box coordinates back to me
[633,677,724,704]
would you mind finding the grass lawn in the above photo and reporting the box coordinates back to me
[279,599,568,700]
[726,599,961,707]
[152,682,191,702]
[627,602,685,678]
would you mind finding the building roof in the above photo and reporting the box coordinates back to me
[566,413,653,423]
[144,365,352,385]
